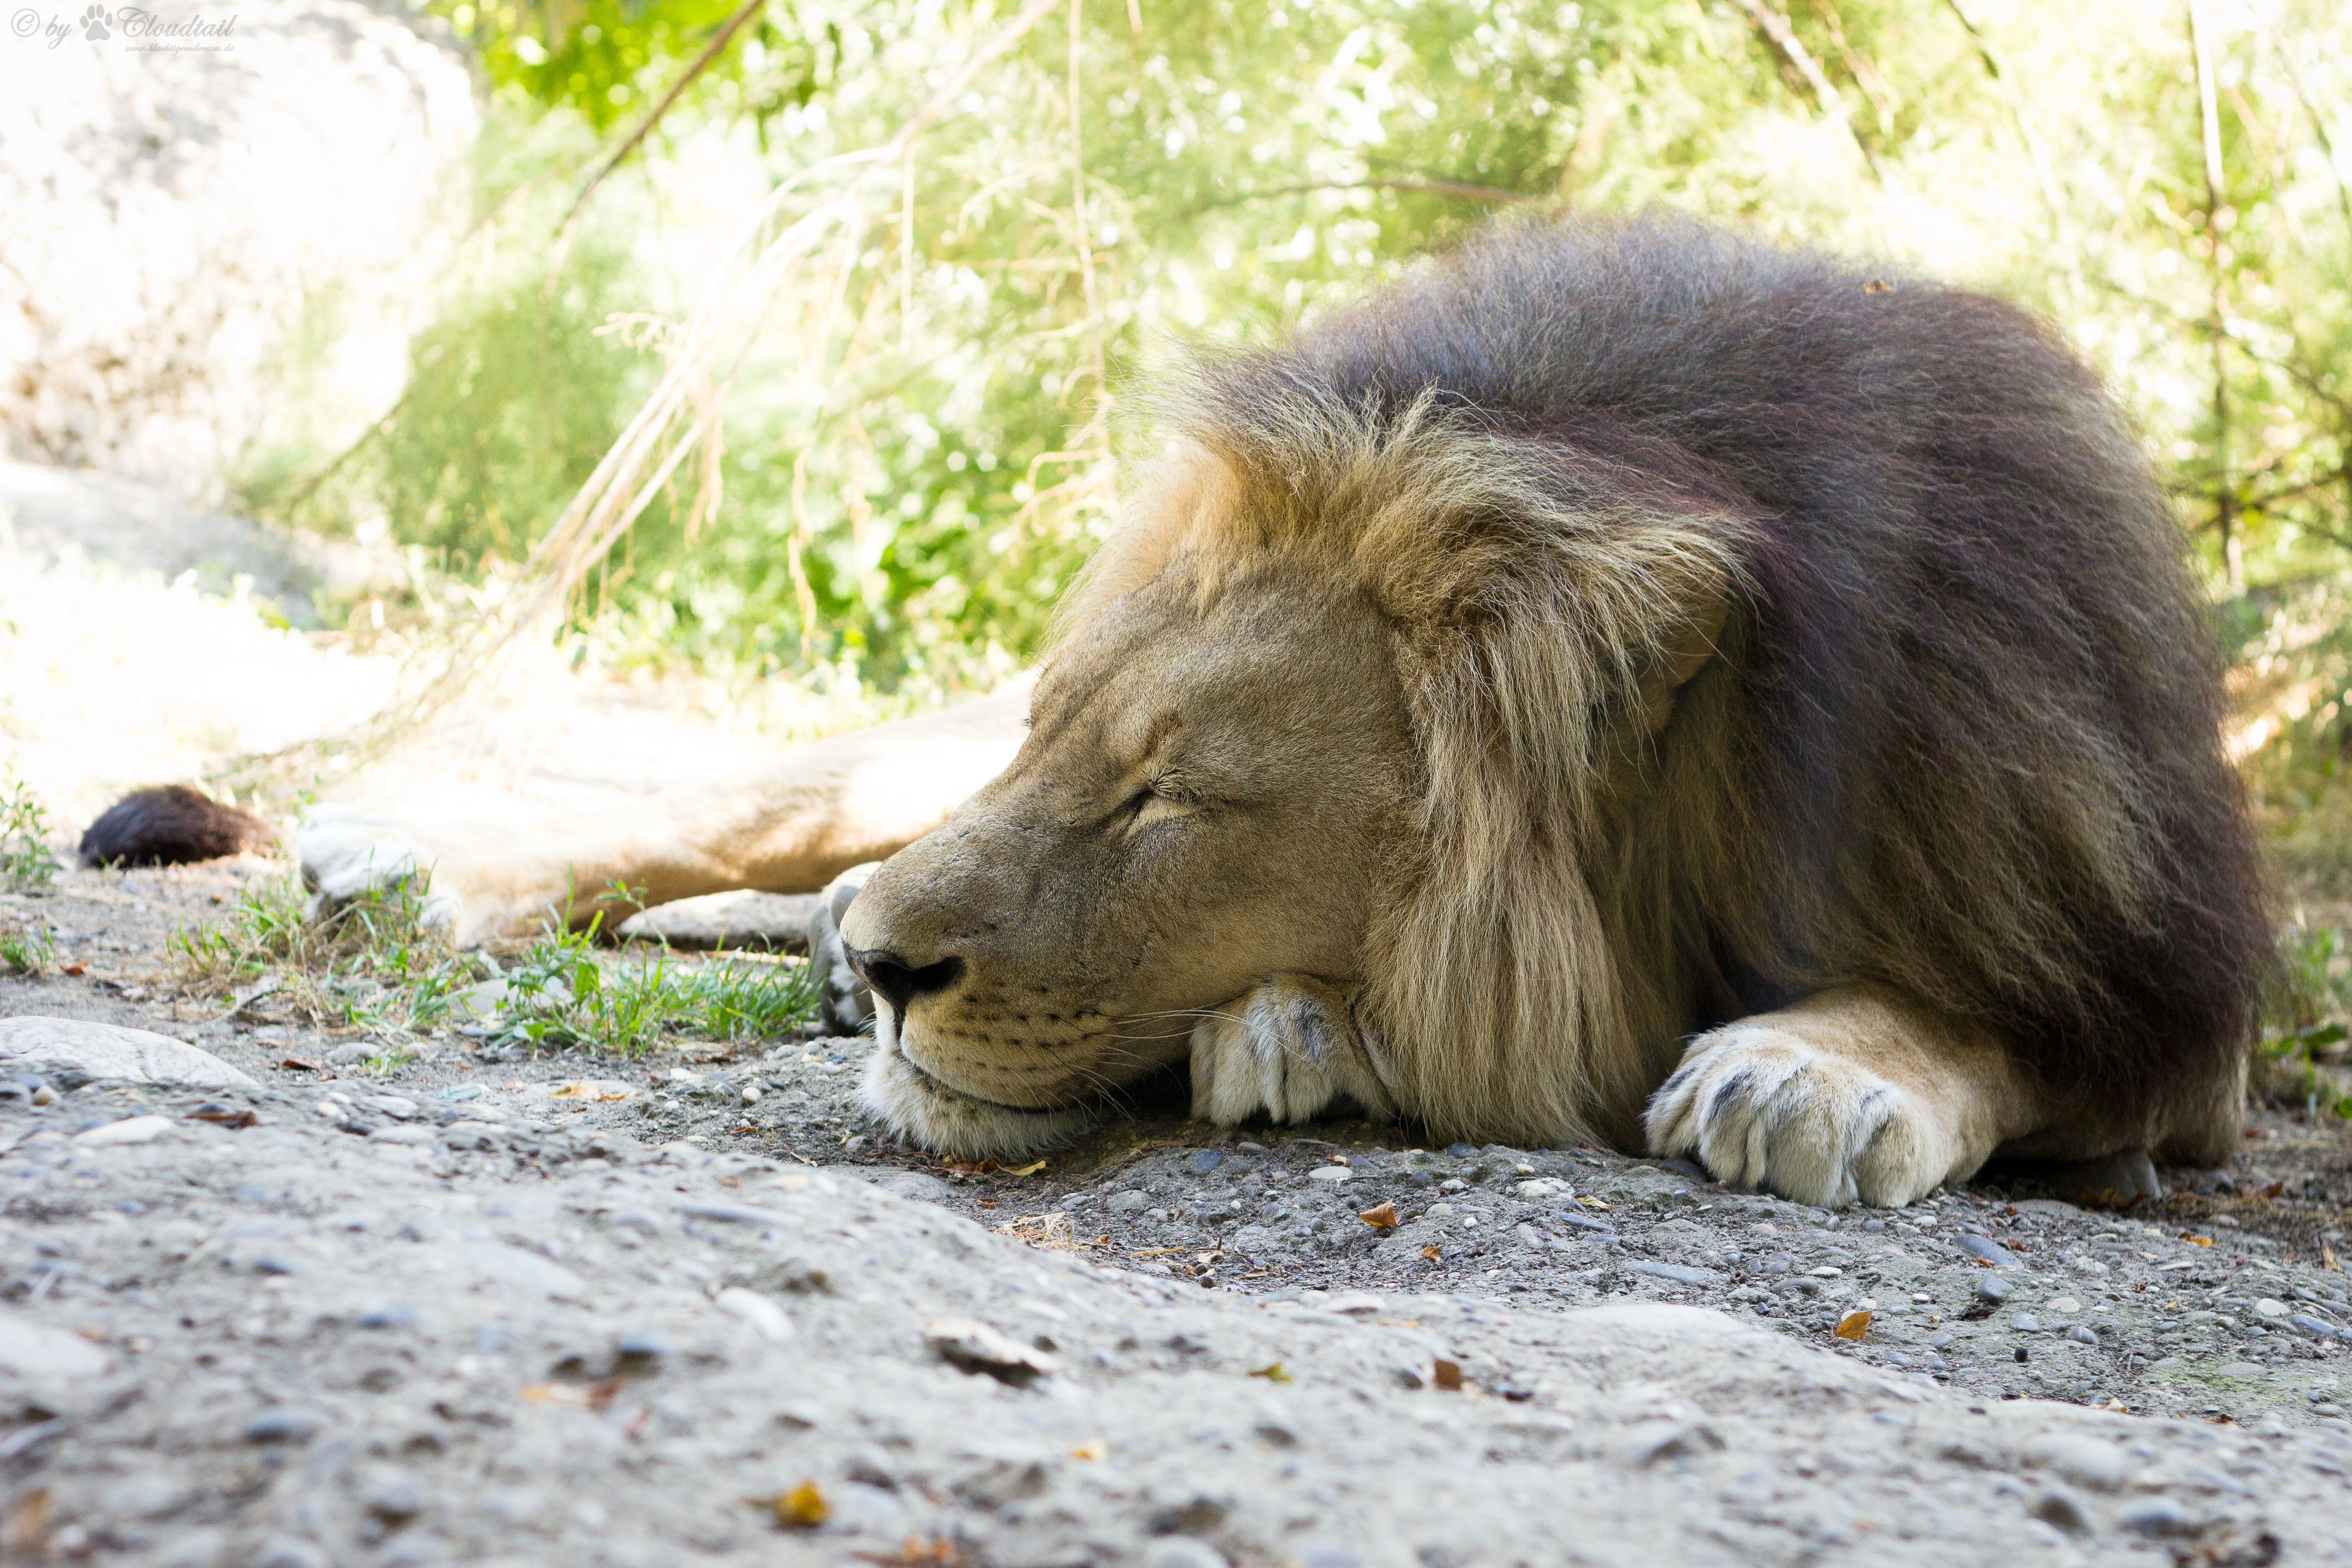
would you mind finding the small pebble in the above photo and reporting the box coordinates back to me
[244,1407,327,1444]
[2119,1499,2192,1537]
[1186,1149,1226,1175]
[2012,1314,2041,1333]
[1444,1144,1477,1157]
[1953,1234,2020,1267]
[73,1115,172,1147]
[356,1306,419,1330]
[1107,1190,1151,1213]
[2030,1489,2088,1533]
[617,1328,676,1359]
[367,1477,425,1522]
[253,1539,328,1568]
[1974,1274,2013,1302]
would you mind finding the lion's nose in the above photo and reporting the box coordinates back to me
[843,943,965,1014]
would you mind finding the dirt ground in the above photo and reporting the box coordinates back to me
[7,855,2352,1565]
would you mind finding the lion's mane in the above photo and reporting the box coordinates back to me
[1064,216,2269,1158]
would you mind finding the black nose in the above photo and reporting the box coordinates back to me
[843,944,965,1014]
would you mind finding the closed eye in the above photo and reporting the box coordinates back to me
[1124,776,1198,834]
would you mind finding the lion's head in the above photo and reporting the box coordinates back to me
[842,377,1744,1159]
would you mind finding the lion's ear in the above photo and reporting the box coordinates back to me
[1633,586,1730,732]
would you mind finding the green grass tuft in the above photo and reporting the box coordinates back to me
[169,870,470,1039]
[0,776,59,894]
[475,906,819,1057]
[0,921,55,974]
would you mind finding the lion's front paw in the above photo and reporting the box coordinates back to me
[296,807,466,937]
[1189,977,1394,1127]
[1644,1024,1957,1208]
[804,861,879,1036]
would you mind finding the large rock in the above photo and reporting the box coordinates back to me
[0,461,387,627]
[0,1016,258,1089]
[0,0,477,504]
[617,890,823,953]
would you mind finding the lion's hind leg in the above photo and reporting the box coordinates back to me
[1644,989,2034,1208]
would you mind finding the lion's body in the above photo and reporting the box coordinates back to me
[305,217,2268,1203]
[1048,216,2265,1166]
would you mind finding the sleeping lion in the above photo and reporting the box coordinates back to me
[295,216,2270,1208]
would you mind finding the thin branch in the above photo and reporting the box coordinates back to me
[1730,0,1881,180]
[2190,0,2239,585]
[1939,0,2068,234]
[270,388,410,517]
[2277,46,2352,239]
[562,0,767,233]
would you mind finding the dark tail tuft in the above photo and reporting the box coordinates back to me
[79,786,277,867]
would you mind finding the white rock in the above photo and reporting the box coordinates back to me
[714,1287,796,1343]
[437,1241,586,1300]
[0,1308,108,1380]
[72,1115,174,1147]
[0,1016,257,1089]
[618,890,820,953]
[367,1126,437,1146]
[1306,1166,1355,1183]
[2255,1298,2290,1318]
[2023,1433,2128,1491]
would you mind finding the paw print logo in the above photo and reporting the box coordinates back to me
[78,3,110,38]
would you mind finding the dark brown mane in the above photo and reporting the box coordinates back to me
[1115,213,2265,1151]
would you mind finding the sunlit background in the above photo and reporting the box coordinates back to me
[2,0,2350,991]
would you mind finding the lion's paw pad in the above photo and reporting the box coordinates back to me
[1644,1026,1951,1208]
[295,808,459,933]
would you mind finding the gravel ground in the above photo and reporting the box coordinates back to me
[7,857,2352,1565]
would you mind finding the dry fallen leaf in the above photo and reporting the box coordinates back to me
[1834,1310,1873,1341]
[1004,1159,1048,1176]
[1863,278,1896,294]
[551,1079,635,1102]
[1,1486,51,1556]
[994,1213,1079,1252]
[189,1105,257,1128]
[1421,1244,1442,1262]
[276,1058,320,1071]
[1431,1358,1465,1392]
[519,1381,618,1412]
[774,1480,829,1528]
[1358,1201,1398,1230]
[849,1538,962,1566]
[59,962,85,977]
[1069,1439,1107,1461]
[2324,1244,2342,1272]
[1576,1196,1612,1210]
[2184,1234,2214,1247]
[1248,1362,1293,1383]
